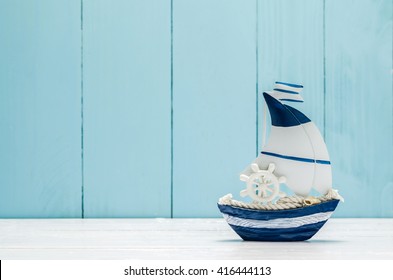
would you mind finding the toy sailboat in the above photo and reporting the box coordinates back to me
[218,82,343,241]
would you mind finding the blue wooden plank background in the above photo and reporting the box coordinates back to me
[0,0,82,218]
[173,0,256,217]
[325,0,393,217]
[0,0,391,218]
[83,0,171,218]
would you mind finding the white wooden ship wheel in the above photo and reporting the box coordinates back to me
[239,163,286,203]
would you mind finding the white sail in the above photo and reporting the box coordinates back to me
[243,82,332,197]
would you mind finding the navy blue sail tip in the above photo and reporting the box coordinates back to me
[263,92,310,127]
[217,199,339,221]
[275,81,303,88]
[285,105,311,123]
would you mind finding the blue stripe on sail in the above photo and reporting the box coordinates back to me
[280,99,304,103]
[261,151,331,165]
[273,88,299,94]
[275,81,303,88]
[217,199,339,221]
[263,92,310,127]
[229,220,327,241]
[316,160,331,164]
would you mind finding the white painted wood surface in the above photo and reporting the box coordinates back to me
[0,219,392,260]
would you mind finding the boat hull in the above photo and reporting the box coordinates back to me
[218,199,339,241]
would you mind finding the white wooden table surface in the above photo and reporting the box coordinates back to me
[0,218,392,260]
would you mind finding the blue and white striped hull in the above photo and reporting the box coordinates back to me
[218,200,339,241]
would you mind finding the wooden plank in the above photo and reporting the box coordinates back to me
[172,0,256,217]
[83,0,171,217]
[0,219,392,259]
[325,0,393,217]
[0,0,82,217]
[258,0,325,149]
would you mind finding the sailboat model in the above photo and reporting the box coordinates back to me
[218,81,343,241]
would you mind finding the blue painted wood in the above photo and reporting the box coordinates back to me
[325,0,393,217]
[0,0,82,217]
[83,0,171,217]
[173,0,257,217]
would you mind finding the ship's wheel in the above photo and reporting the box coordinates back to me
[239,163,286,203]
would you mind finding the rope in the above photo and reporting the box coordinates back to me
[218,189,343,211]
